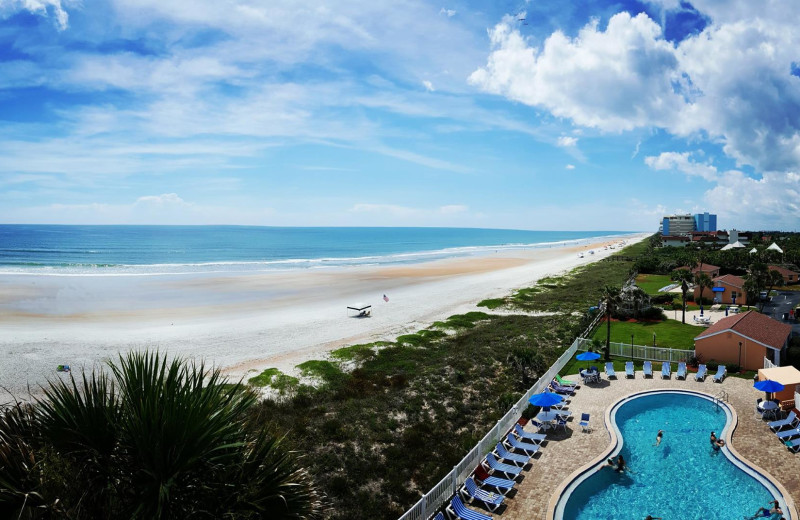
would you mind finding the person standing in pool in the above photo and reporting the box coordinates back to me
[710,431,717,446]
[745,499,782,519]
[653,430,664,447]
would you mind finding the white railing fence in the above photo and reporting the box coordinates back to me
[576,337,694,363]
[764,356,777,369]
[396,337,581,520]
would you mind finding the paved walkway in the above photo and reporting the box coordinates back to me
[493,371,800,520]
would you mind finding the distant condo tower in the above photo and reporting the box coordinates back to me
[693,212,717,232]
[659,212,717,236]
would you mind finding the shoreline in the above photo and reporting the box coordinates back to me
[0,232,648,399]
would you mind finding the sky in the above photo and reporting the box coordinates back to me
[0,0,799,231]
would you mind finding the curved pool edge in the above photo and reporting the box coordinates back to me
[545,389,798,520]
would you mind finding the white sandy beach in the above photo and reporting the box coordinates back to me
[0,233,647,400]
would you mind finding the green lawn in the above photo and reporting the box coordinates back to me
[635,273,674,295]
[591,319,703,350]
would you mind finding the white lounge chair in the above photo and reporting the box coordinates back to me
[712,365,726,383]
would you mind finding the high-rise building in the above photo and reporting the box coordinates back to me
[661,214,695,236]
[694,212,717,232]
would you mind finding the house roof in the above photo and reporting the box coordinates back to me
[695,310,793,351]
[767,242,784,253]
[769,265,799,277]
[758,366,800,386]
[678,264,720,274]
[662,235,689,241]
[713,274,745,288]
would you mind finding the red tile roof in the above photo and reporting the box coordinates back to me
[713,274,745,288]
[678,264,720,274]
[769,265,800,277]
[695,311,793,350]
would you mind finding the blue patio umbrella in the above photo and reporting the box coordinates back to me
[576,351,601,371]
[528,391,564,411]
[754,379,785,401]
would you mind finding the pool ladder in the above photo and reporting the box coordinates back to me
[714,390,729,405]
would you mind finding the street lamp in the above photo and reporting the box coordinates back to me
[738,341,742,368]
[653,333,656,348]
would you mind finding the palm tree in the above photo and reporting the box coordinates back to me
[600,285,621,361]
[761,268,785,312]
[672,269,693,324]
[0,351,327,520]
[695,272,713,307]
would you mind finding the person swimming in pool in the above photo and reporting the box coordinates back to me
[710,431,717,445]
[745,499,782,519]
[653,429,664,447]
[713,438,725,450]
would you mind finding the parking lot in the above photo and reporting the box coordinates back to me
[761,290,800,336]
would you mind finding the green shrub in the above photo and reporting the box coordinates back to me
[477,298,506,309]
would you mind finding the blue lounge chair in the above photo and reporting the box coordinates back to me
[661,362,671,379]
[513,424,546,443]
[777,428,800,440]
[604,362,616,379]
[579,413,591,433]
[676,362,687,380]
[695,364,707,381]
[493,442,530,466]
[473,467,515,495]
[484,453,522,478]
[447,494,493,520]
[504,434,540,456]
[460,477,504,512]
[712,365,726,383]
[625,361,634,378]
[785,438,800,453]
[549,383,575,396]
[433,513,445,520]
[643,361,652,378]
[769,411,798,432]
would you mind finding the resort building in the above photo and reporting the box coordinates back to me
[694,311,793,370]
[660,235,690,247]
[660,214,695,236]
[705,274,748,305]
[769,265,800,285]
[693,211,717,232]
[757,365,800,402]
[679,263,721,278]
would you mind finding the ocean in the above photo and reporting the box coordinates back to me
[0,225,627,275]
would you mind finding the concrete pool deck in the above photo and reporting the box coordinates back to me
[496,371,800,520]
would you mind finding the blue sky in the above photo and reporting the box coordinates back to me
[0,0,798,231]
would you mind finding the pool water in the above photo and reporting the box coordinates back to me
[559,392,782,520]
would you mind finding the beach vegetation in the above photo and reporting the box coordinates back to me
[330,342,391,363]
[477,297,506,309]
[249,367,282,386]
[297,360,345,385]
[0,351,326,520]
[431,311,491,329]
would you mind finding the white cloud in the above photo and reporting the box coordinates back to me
[704,171,800,229]
[422,80,435,92]
[557,136,578,147]
[439,204,467,214]
[439,7,456,17]
[134,193,189,207]
[565,164,575,170]
[644,151,718,181]
[1,0,70,30]
[469,13,684,132]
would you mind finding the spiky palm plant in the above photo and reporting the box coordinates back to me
[671,269,693,323]
[0,351,326,520]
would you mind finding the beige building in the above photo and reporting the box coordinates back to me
[694,311,792,371]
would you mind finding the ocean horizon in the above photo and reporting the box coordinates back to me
[0,225,633,275]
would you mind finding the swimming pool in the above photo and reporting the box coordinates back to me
[555,391,790,520]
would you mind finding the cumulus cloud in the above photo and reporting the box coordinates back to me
[705,171,800,228]
[469,13,684,132]
[472,3,800,227]
[565,164,575,170]
[422,80,435,92]
[557,136,578,147]
[644,151,718,181]
[439,7,456,17]
[439,204,467,214]
[1,0,70,30]
[134,193,190,207]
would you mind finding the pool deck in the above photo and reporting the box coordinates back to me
[497,371,800,520]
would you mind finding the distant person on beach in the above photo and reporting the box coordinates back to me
[653,430,663,447]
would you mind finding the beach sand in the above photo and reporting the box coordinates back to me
[0,233,647,400]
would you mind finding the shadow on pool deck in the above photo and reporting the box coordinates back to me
[496,374,800,520]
